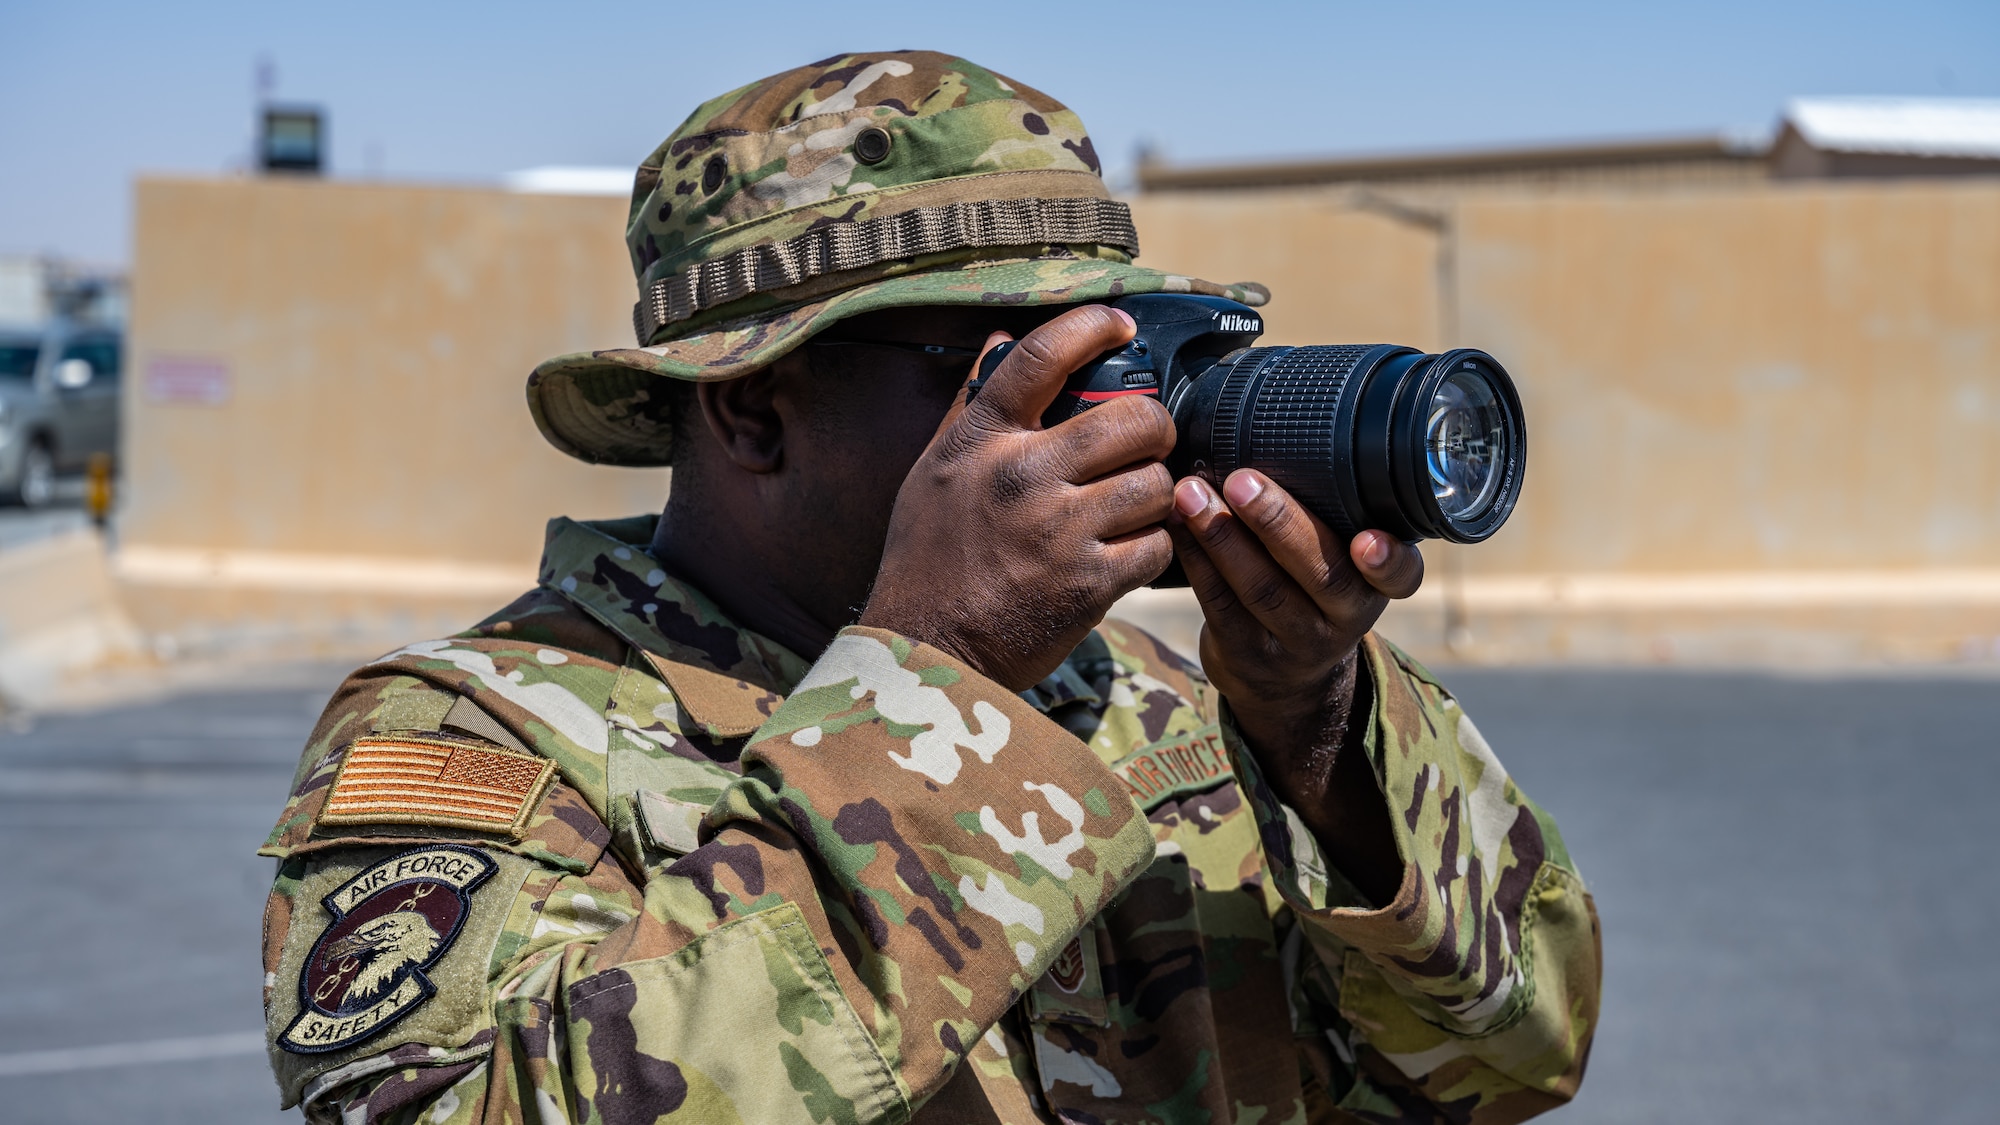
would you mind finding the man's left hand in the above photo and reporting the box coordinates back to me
[1168,469,1423,904]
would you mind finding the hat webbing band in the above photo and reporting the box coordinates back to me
[634,196,1139,344]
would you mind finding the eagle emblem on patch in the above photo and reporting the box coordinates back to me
[279,845,495,1054]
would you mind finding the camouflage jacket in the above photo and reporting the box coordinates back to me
[259,515,1599,1124]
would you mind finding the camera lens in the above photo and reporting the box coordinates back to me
[1427,370,1507,521]
[1167,344,1525,544]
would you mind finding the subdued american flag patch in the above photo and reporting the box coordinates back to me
[316,736,558,838]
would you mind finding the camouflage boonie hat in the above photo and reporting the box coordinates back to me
[527,50,1270,467]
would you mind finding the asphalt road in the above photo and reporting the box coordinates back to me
[0,663,1991,1122]
[0,485,90,550]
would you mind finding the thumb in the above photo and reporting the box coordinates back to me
[962,304,1135,432]
[1350,530,1425,599]
[921,329,1014,459]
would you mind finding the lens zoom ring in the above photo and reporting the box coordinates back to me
[1241,345,1376,513]
[1211,347,1285,475]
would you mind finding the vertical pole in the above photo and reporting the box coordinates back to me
[86,452,112,531]
[1342,191,1474,658]
[1435,214,1473,656]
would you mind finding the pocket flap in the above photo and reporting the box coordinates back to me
[565,902,902,1124]
[637,789,708,855]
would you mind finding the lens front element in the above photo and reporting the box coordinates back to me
[1426,371,1507,521]
[1166,340,1525,549]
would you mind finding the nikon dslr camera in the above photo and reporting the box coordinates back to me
[975,293,1527,584]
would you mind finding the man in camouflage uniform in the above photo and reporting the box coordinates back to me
[260,52,1599,1124]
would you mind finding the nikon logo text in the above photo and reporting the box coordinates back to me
[1215,314,1261,333]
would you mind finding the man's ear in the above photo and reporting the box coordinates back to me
[695,364,789,474]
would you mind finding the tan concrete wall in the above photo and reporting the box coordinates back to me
[1136,179,2000,567]
[1459,182,2000,573]
[1132,193,1446,349]
[117,175,2000,665]
[1128,180,2000,663]
[123,177,662,573]
[120,177,669,651]
[0,529,142,706]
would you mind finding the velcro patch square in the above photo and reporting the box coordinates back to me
[317,737,557,839]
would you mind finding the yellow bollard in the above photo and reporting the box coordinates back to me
[86,452,113,529]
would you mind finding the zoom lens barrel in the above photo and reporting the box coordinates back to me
[967,293,1530,573]
[1166,344,1525,544]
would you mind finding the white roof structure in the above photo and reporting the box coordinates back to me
[501,166,633,196]
[0,257,49,326]
[1785,97,2000,159]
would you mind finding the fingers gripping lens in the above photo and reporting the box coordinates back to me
[972,293,1529,578]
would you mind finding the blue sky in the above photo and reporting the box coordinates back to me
[3,0,1996,263]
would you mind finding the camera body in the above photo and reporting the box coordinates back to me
[1022,294,1269,430]
[975,292,1527,573]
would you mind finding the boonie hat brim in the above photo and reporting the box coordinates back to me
[527,254,1269,467]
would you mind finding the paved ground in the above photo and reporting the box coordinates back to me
[1446,667,1995,1123]
[0,481,91,550]
[0,670,341,1123]
[0,662,1991,1122]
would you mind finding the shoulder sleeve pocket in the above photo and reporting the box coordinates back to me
[566,901,906,1125]
[264,733,610,875]
[267,844,535,1107]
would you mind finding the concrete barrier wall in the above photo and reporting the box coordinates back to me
[0,530,142,706]
[1462,182,2000,574]
[123,177,662,574]
[1132,180,2000,571]
[119,176,2000,664]
[1129,180,2000,662]
[121,178,665,651]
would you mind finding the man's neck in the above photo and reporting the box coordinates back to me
[649,499,841,663]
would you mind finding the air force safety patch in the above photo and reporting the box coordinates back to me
[279,845,495,1054]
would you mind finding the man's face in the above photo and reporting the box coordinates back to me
[803,302,1072,455]
[777,303,1073,616]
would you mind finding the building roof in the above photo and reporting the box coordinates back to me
[1136,134,1763,193]
[501,166,633,196]
[1785,97,2000,159]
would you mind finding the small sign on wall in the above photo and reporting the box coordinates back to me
[145,356,232,405]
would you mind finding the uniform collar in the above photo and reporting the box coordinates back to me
[538,515,813,738]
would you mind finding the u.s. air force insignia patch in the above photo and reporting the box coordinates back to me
[1111,724,1233,808]
[279,845,495,1054]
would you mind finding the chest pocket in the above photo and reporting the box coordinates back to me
[604,659,741,866]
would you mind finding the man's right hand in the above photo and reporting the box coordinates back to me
[859,304,1176,691]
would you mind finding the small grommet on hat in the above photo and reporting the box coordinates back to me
[702,155,728,193]
[854,126,893,165]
